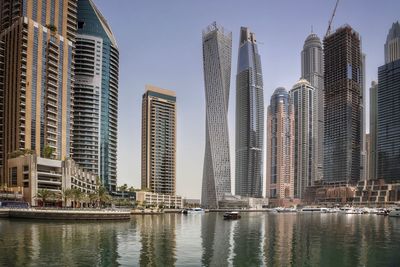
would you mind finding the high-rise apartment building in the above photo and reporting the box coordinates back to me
[266,87,294,199]
[235,27,264,198]
[301,33,324,180]
[289,79,316,199]
[384,21,400,64]
[323,25,362,184]
[201,22,232,208]
[141,85,176,195]
[0,0,77,185]
[377,22,400,182]
[73,0,119,192]
[369,81,378,180]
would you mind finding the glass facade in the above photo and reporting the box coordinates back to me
[75,0,119,192]
[266,88,294,199]
[290,80,316,199]
[377,59,400,182]
[201,23,232,208]
[235,27,264,198]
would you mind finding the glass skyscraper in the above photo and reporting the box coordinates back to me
[377,22,400,182]
[74,0,119,192]
[235,27,264,198]
[301,33,324,181]
[290,79,316,199]
[201,22,232,209]
[266,88,294,199]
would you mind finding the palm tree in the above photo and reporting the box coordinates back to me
[35,189,53,207]
[98,186,112,208]
[62,189,74,208]
[88,192,99,208]
[72,188,83,208]
[120,183,128,199]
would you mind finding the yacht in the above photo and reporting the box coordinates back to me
[389,207,400,217]
[183,208,205,214]
[341,207,363,214]
[301,207,325,213]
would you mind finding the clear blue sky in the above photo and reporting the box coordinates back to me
[93,0,399,198]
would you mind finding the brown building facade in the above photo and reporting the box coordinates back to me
[141,85,176,195]
[266,87,294,199]
[0,0,77,185]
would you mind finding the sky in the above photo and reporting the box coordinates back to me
[92,0,400,199]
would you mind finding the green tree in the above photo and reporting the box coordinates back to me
[42,145,55,159]
[119,183,128,198]
[62,189,74,208]
[88,192,99,208]
[71,188,83,208]
[35,189,54,207]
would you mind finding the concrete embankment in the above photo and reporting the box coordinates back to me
[0,209,9,217]
[2,209,130,220]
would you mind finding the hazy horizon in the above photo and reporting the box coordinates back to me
[92,0,400,198]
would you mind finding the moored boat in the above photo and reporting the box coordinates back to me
[388,207,400,217]
[223,211,241,220]
[183,208,205,214]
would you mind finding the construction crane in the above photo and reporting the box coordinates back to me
[325,0,340,38]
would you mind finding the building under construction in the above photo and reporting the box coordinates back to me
[323,25,362,184]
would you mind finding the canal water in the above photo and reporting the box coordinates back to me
[0,212,399,266]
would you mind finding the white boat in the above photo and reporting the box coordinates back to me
[301,207,325,212]
[274,207,297,213]
[341,207,363,214]
[389,207,400,217]
[183,208,205,214]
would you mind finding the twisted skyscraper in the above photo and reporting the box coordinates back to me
[235,27,264,198]
[201,22,232,208]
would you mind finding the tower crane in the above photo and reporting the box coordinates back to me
[325,0,340,38]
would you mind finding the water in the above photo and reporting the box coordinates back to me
[0,212,399,266]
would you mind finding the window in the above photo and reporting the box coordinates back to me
[9,167,17,186]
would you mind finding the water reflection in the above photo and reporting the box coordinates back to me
[0,213,400,266]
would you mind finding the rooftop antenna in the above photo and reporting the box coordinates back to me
[311,25,313,33]
[325,0,340,38]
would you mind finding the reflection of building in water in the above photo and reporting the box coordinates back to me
[139,214,176,266]
[0,221,123,266]
[201,213,232,266]
[264,214,295,266]
[232,214,264,266]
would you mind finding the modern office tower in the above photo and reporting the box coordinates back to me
[235,27,264,198]
[266,87,294,199]
[0,0,77,185]
[323,25,362,184]
[365,133,370,181]
[201,22,232,208]
[141,85,176,195]
[377,22,400,182]
[384,21,400,64]
[369,81,378,180]
[301,33,324,180]
[289,79,316,199]
[360,54,367,181]
[74,0,119,192]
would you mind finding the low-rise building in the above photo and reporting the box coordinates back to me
[218,194,269,209]
[135,191,183,209]
[5,154,98,206]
